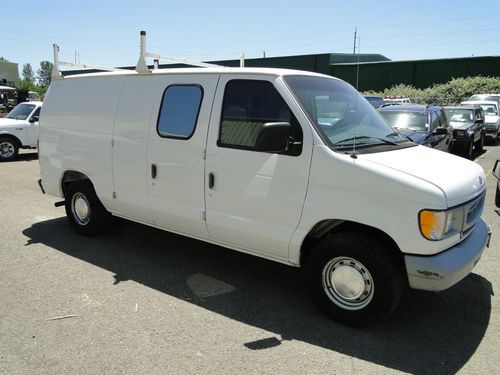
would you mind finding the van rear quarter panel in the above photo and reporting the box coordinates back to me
[39,76,125,202]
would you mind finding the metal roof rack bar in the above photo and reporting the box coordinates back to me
[52,31,226,79]
[52,44,130,79]
[135,31,222,73]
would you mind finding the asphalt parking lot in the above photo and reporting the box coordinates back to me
[0,146,499,375]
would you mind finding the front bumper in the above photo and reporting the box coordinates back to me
[485,125,499,137]
[405,218,491,292]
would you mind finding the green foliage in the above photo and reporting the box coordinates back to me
[37,61,53,87]
[22,63,35,83]
[364,76,500,105]
[19,80,46,95]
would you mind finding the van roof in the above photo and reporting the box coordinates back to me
[61,67,336,80]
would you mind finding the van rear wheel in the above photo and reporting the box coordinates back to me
[65,181,112,236]
[306,232,405,326]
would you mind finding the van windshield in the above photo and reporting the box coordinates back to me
[284,75,412,152]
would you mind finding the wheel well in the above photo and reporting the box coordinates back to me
[300,220,402,267]
[61,171,91,196]
[0,134,21,147]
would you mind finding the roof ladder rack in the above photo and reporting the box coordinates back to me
[135,31,221,73]
[51,44,130,80]
[51,31,226,79]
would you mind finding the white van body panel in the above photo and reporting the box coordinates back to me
[288,145,485,264]
[39,77,124,199]
[147,74,219,238]
[205,73,314,262]
[360,145,486,207]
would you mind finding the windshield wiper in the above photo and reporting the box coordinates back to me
[333,135,399,146]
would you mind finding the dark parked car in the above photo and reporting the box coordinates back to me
[377,104,452,152]
[444,105,485,159]
[364,95,384,108]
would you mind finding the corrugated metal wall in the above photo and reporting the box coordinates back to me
[331,56,500,91]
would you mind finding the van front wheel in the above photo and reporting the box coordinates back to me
[306,232,405,326]
[65,181,112,236]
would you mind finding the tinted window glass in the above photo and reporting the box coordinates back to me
[430,111,439,130]
[6,103,36,120]
[157,85,203,138]
[379,111,426,131]
[219,80,302,154]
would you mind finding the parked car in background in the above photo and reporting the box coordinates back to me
[468,94,500,106]
[378,103,452,152]
[445,105,485,159]
[383,96,412,104]
[28,91,40,101]
[461,100,500,141]
[364,95,384,108]
[0,101,42,161]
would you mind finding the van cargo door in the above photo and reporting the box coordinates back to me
[147,74,219,238]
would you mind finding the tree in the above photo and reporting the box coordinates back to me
[22,63,35,83]
[37,61,53,87]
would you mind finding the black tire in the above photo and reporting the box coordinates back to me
[0,137,19,162]
[474,133,484,152]
[305,232,405,327]
[465,140,474,159]
[64,181,112,236]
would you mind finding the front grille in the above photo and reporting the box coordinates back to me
[462,192,485,236]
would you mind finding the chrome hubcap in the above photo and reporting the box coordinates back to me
[71,193,90,225]
[0,142,14,158]
[322,257,374,310]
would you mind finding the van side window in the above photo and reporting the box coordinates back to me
[218,80,302,155]
[157,85,203,139]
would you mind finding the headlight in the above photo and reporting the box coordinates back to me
[419,207,464,240]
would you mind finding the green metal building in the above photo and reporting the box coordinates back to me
[331,56,500,92]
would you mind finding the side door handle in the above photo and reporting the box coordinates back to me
[208,172,215,189]
[151,164,157,179]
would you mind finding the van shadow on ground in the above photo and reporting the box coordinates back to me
[22,218,493,375]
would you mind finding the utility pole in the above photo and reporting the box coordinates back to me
[353,27,357,55]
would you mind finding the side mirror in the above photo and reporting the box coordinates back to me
[29,115,39,123]
[433,127,448,135]
[255,122,291,152]
[475,119,484,124]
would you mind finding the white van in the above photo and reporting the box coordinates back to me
[38,35,491,326]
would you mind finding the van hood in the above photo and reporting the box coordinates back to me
[359,146,485,207]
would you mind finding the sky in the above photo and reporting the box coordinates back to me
[2,0,500,74]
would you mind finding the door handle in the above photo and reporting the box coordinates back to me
[208,172,215,189]
[151,164,157,179]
